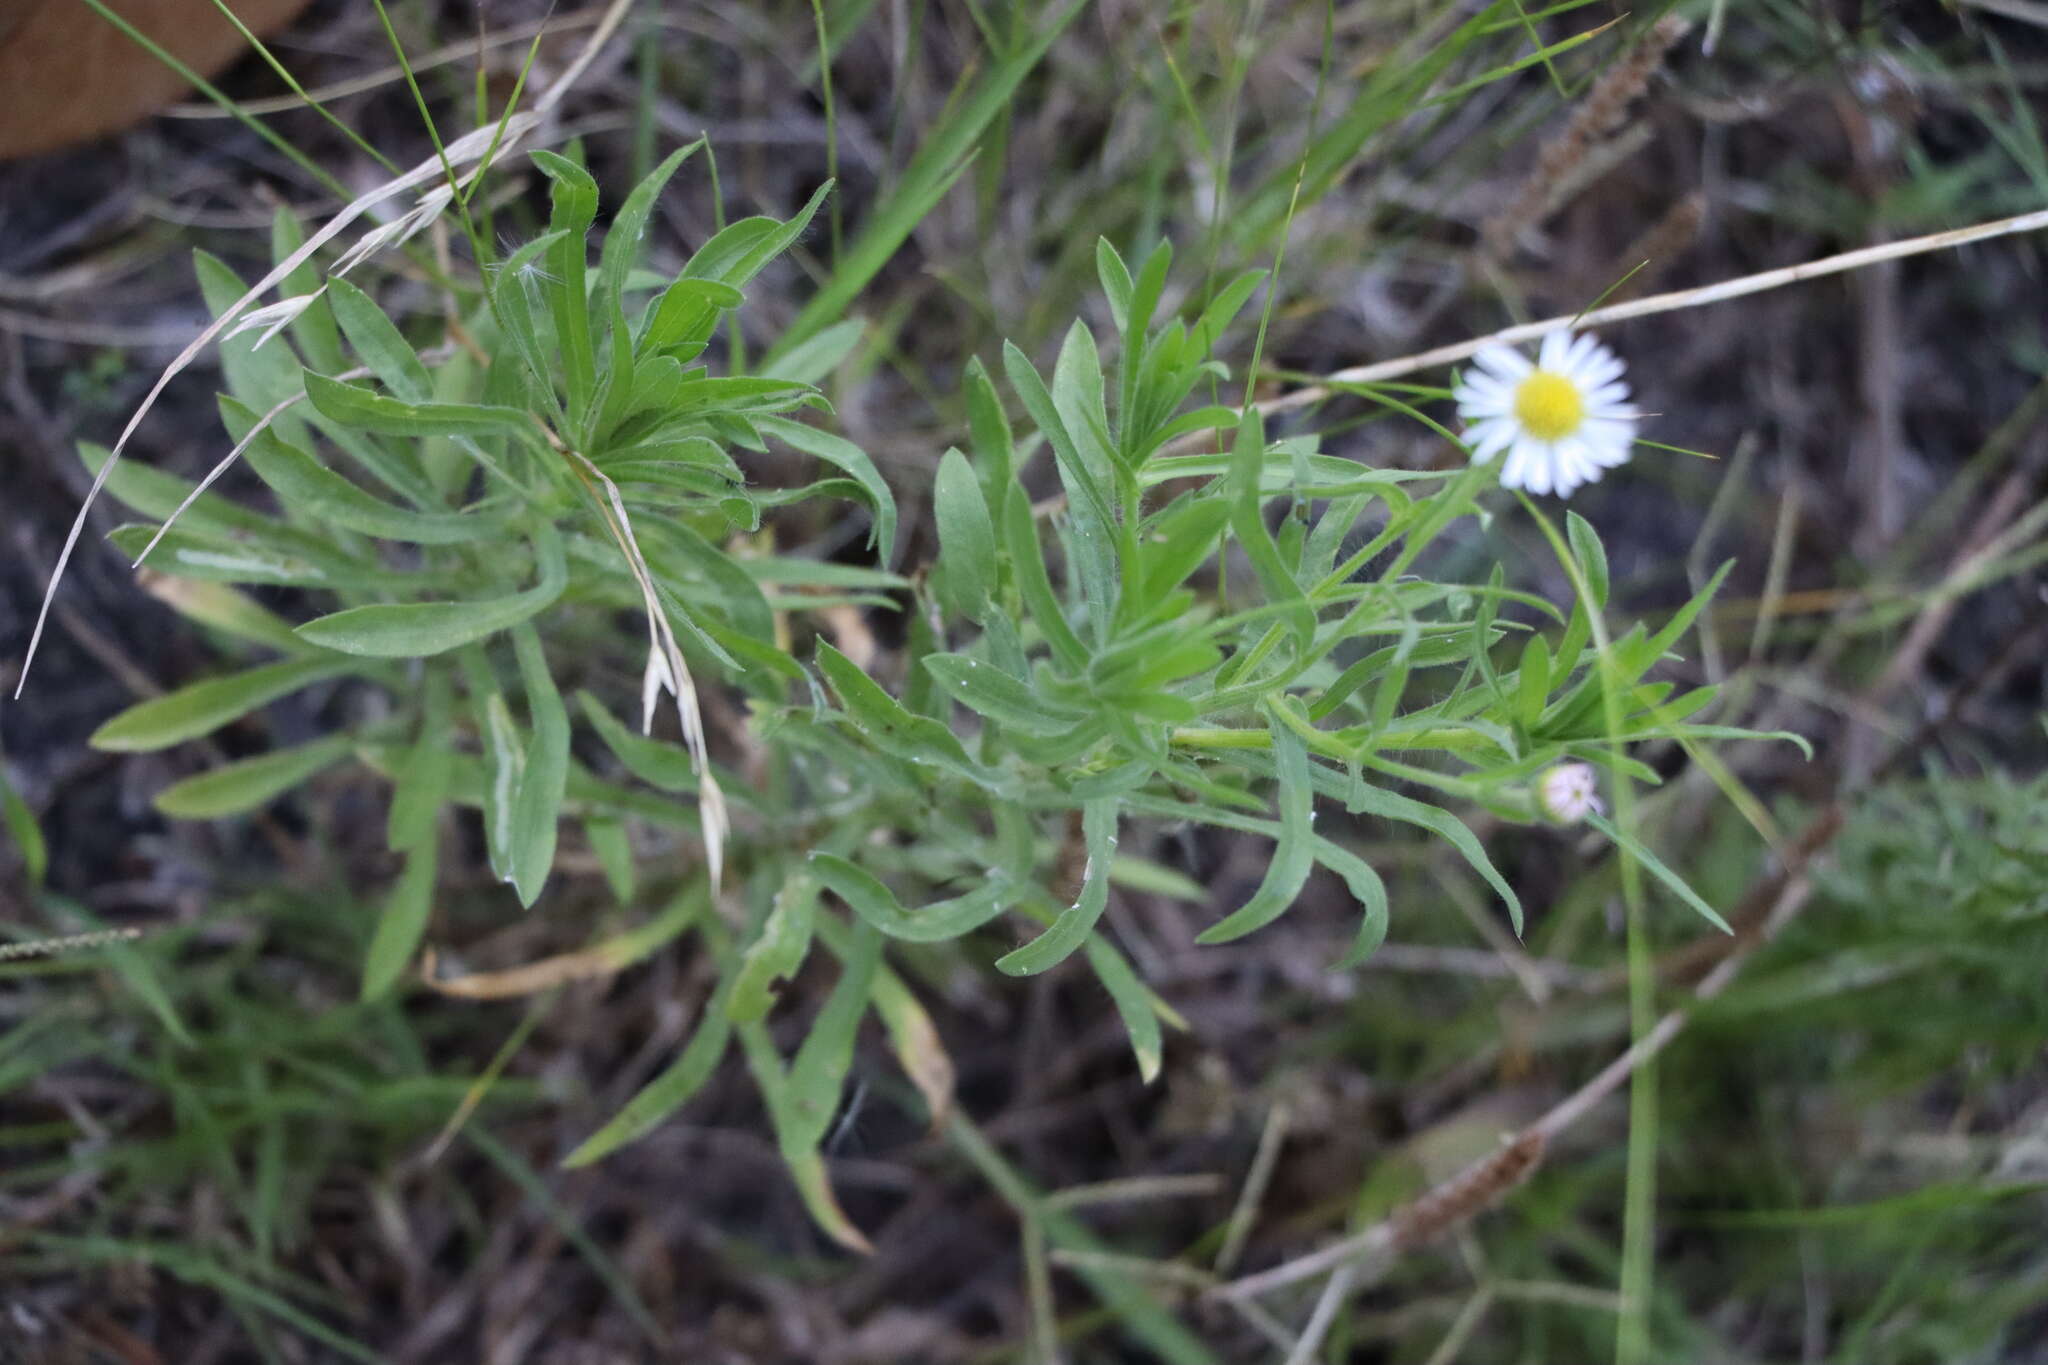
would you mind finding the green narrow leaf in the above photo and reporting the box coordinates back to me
[194,250,300,411]
[578,691,700,793]
[1135,495,1230,610]
[784,918,882,1150]
[756,416,896,559]
[461,648,523,882]
[1566,509,1610,610]
[815,640,993,786]
[362,840,436,1001]
[564,959,731,1167]
[637,277,745,354]
[44,896,193,1045]
[933,447,997,614]
[1095,238,1134,331]
[303,371,535,439]
[324,278,431,402]
[1346,777,1522,933]
[387,671,454,851]
[1004,340,1119,630]
[295,525,565,657]
[152,734,354,819]
[508,623,569,907]
[963,355,1015,499]
[810,805,1034,943]
[90,655,354,753]
[596,142,700,309]
[1227,411,1315,648]
[586,817,635,902]
[758,318,864,385]
[1586,811,1733,934]
[2,756,47,888]
[1517,631,1552,729]
[271,207,345,374]
[1321,840,1391,968]
[728,869,823,1024]
[531,149,601,425]
[995,798,1116,976]
[1196,725,1315,943]
[1083,935,1164,1083]
[224,397,489,544]
[923,653,1087,736]
[1002,485,1088,672]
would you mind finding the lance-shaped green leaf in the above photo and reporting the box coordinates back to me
[683,180,832,289]
[1319,839,1391,968]
[815,641,997,788]
[1516,631,1552,729]
[578,691,700,793]
[735,929,880,1254]
[1004,339,1119,630]
[597,142,701,310]
[922,653,1088,737]
[387,670,453,852]
[756,416,895,559]
[1134,495,1230,612]
[1197,725,1316,943]
[933,448,997,614]
[1566,509,1610,610]
[458,646,520,879]
[153,734,355,819]
[325,278,430,401]
[2,754,48,889]
[91,655,355,752]
[304,370,534,440]
[564,939,729,1166]
[112,524,393,590]
[728,868,823,1024]
[1342,772,1522,933]
[222,398,491,545]
[194,250,300,411]
[362,840,436,1001]
[811,804,1035,943]
[759,318,863,386]
[963,355,1015,498]
[586,816,635,902]
[1084,934,1168,1083]
[784,918,882,1151]
[637,278,745,355]
[995,798,1116,976]
[271,206,345,374]
[296,525,565,657]
[531,149,600,424]
[1586,811,1733,933]
[507,624,569,907]
[1227,410,1315,648]
[1001,485,1088,672]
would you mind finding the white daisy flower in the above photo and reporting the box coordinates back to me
[1454,329,1639,498]
[1538,762,1604,824]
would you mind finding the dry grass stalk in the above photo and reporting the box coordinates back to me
[1389,1127,1547,1250]
[1480,16,1691,260]
[0,927,146,961]
[1258,200,2048,416]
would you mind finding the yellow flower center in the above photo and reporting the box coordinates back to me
[1513,371,1584,442]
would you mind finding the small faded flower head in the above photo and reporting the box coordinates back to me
[1454,329,1639,499]
[1538,762,1603,824]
